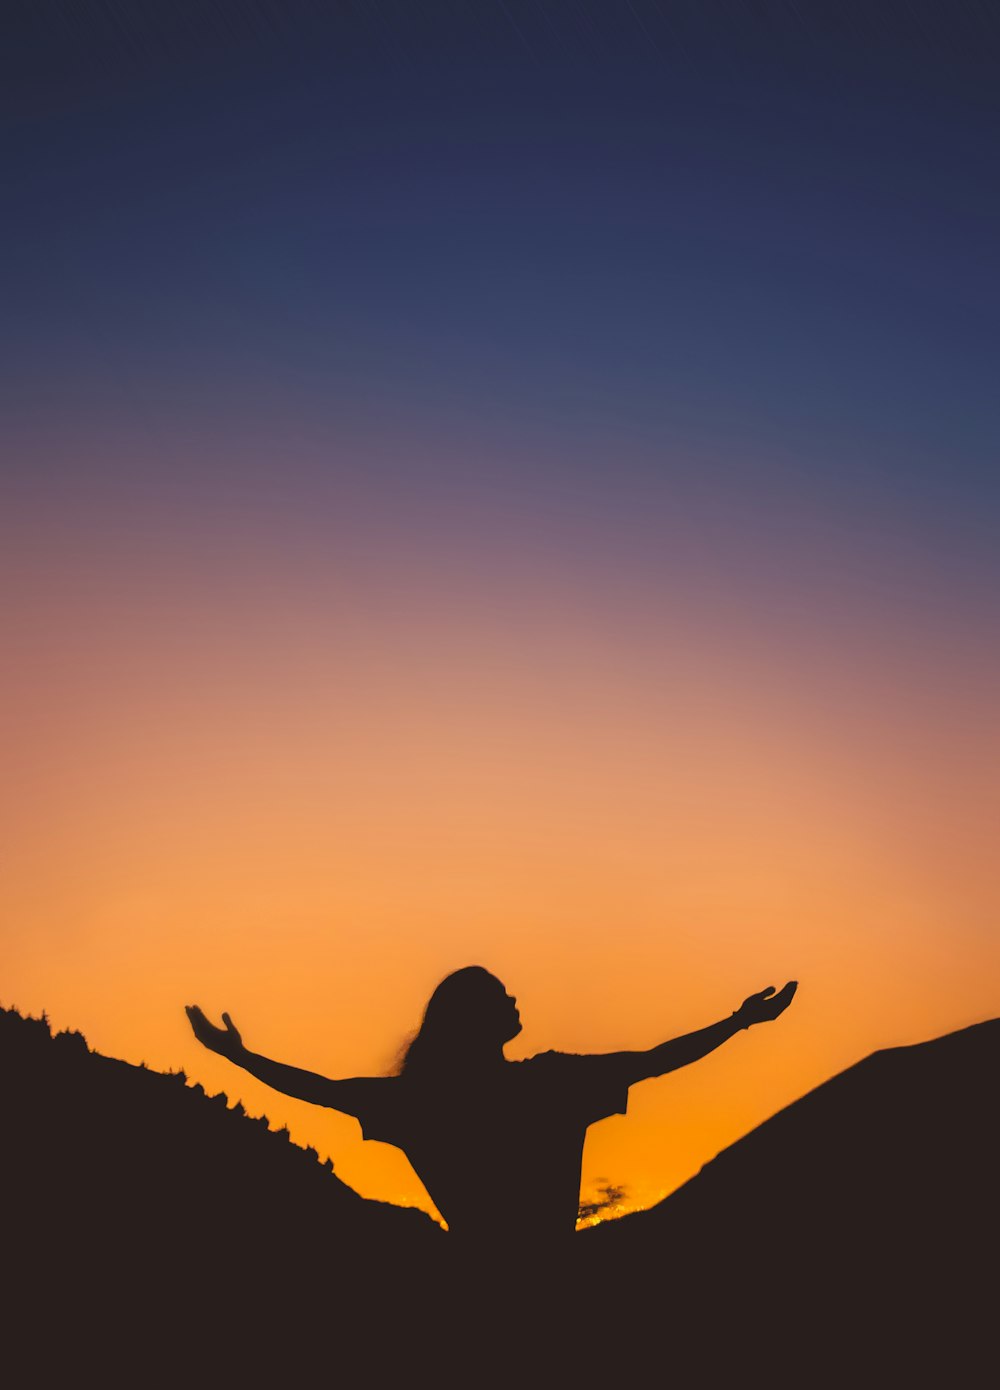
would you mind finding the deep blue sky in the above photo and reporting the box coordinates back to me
[4,2,998,588]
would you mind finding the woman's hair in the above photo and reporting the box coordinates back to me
[393,965,504,1082]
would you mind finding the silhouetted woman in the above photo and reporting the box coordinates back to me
[186,967,796,1250]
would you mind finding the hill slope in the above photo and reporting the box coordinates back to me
[2,1005,441,1376]
[582,1018,998,1381]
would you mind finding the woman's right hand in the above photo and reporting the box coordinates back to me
[733,981,798,1028]
[185,1005,245,1060]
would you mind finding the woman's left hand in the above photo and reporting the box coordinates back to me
[185,1005,245,1060]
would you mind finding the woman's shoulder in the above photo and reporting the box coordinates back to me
[513,1049,627,1083]
[515,1049,583,1070]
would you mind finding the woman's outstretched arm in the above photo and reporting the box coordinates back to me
[599,981,798,1087]
[185,1005,377,1115]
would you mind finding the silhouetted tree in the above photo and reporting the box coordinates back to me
[578,1183,628,1224]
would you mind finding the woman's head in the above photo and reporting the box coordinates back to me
[395,966,521,1080]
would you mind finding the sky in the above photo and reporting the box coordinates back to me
[2,2,998,1225]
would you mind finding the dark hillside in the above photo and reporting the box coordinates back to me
[1,1006,440,1377]
[582,1018,999,1382]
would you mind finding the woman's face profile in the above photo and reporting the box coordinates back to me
[482,972,521,1043]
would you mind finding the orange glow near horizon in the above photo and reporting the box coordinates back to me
[3,438,998,1226]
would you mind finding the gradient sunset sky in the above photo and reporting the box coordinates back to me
[3,3,998,1223]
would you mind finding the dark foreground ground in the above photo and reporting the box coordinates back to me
[3,1006,995,1385]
